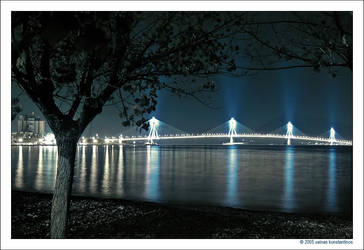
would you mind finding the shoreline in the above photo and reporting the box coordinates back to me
[12,191,352,239]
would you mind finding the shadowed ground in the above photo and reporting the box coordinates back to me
[11,191,352,239]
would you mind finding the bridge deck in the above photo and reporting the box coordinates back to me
[120,133,352,145]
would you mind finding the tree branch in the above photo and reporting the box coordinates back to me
[237,63,348,71]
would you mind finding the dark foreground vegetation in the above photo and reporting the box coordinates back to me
[12,191,352,239]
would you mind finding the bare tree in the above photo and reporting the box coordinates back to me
[11,11,242,238]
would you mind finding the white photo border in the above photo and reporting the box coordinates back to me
[1,1,363,249]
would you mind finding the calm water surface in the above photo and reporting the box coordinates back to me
[11,145,352,214]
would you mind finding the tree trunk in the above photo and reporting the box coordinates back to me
[50,133,79,239]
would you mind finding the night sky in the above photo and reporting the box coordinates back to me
[12,66,352,139]
[11,12,353,140]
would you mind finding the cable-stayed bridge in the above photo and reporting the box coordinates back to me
[82,117,351,146]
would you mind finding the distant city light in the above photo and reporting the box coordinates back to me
[44,133,56,145]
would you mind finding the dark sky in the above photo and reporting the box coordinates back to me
[12,66,353,139]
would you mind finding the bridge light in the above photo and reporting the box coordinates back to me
[329,127,336,145]
[330,127,335,138]
[150,116,159,127]
[286,121,294,145]
[227,117,238,144]
[229,117,237,130]
[286,122,293,134]
[147,117,159,144]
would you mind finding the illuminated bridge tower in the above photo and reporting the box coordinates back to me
[329,127,336,146]
[147,117,159,145]
[286,121,293,145]
[228,117,238,144]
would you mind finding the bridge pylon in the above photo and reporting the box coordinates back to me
[228,117,238,143]
[147,117,159,145]
[329,127,336,145]
[223,117,244,145]
[286,121,293,145]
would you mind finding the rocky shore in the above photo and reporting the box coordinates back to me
[11,191,352,239]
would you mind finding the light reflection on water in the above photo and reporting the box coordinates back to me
[51,146,58,183]
[11,145,352,214]
[116,145,124,195]
[283,147,295,212]
[102,146,110,194]
[327,148,337,212]
[79,146,87,192]
[90,145,98,194]
[35,146,43,191]
[225,146,238,207]
[144,146,161,201]
[15,146,23,189]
